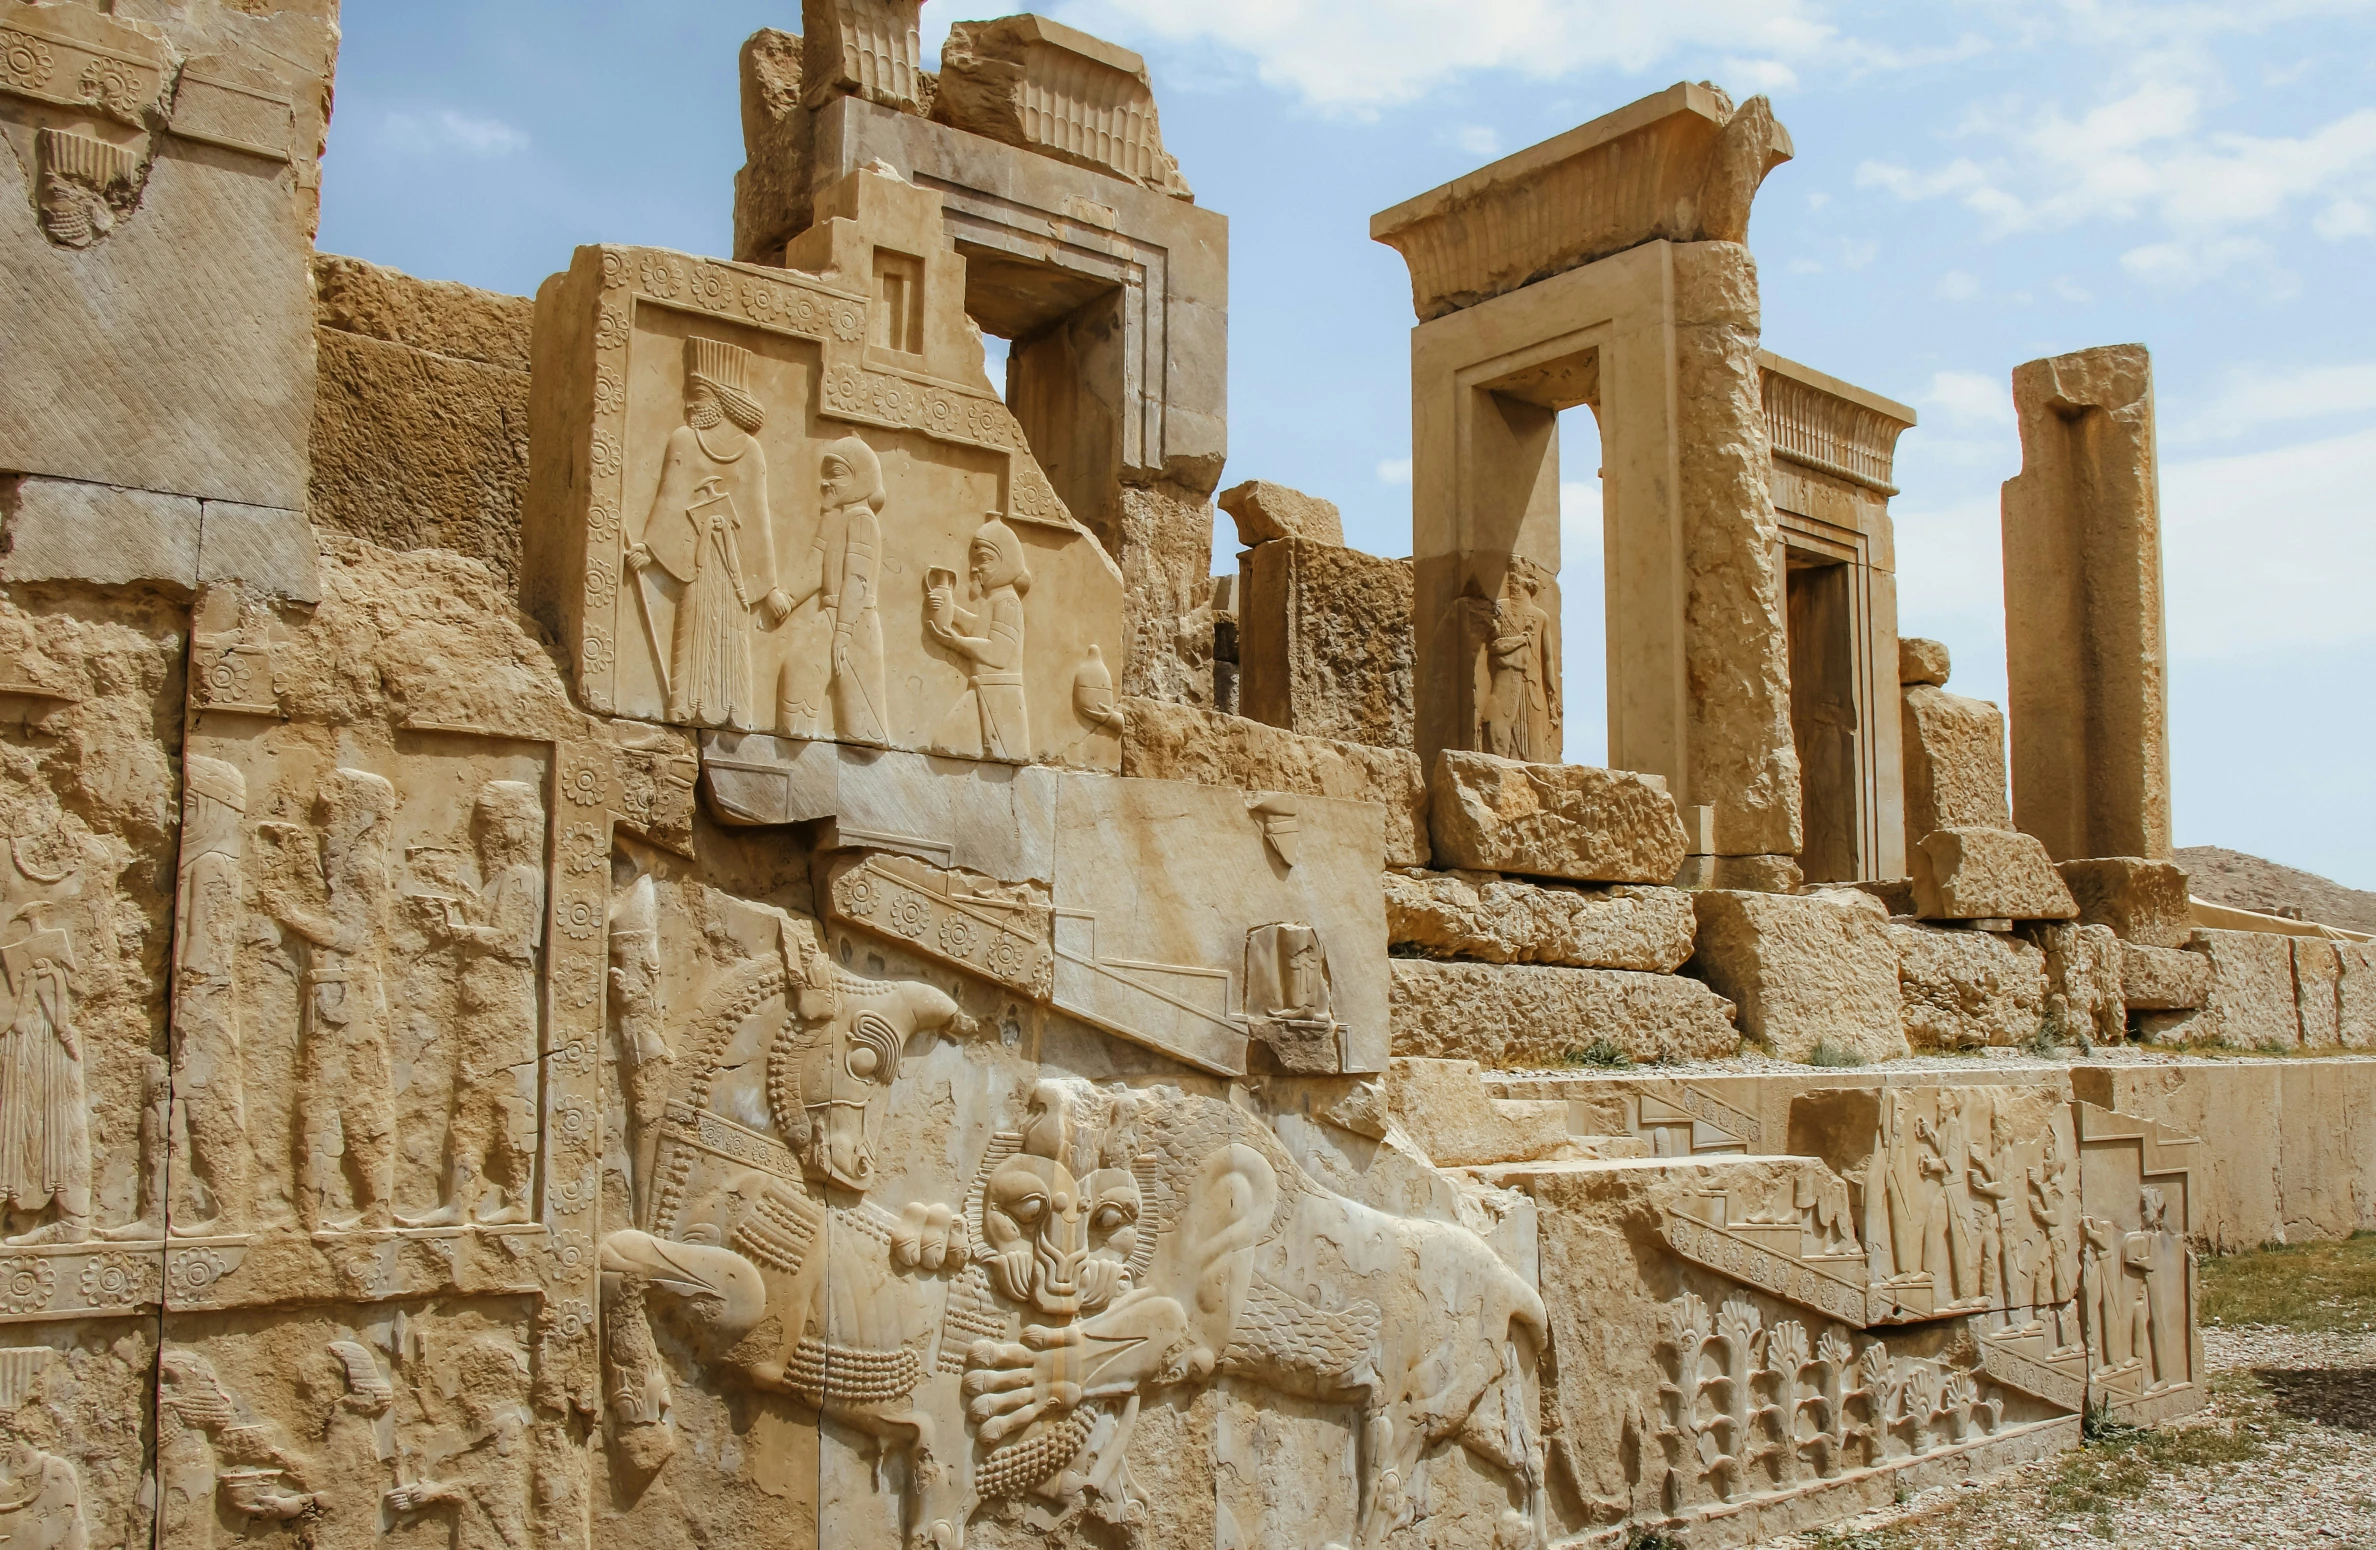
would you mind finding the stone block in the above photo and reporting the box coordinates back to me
[2032,920,2123,1045]
[933,13,1190,196]
[733,26,814,261]
[1901,684,2009,839]
[1384,870,1696,972]
[1389,959,1738,1068]
[1238,538,1414,749]
[2190,928,2302,1048]
[1428,750,1686,883]
[1384,1057,1583,1167]
[2057,856,2191,948]
[312,252,533,370]
[197,501,320,604]
[1371,81,1791,320]
[1911,827,2077,922]
[309,325,531,585]
[2,476,200,591]
[0,2,324,510]
[1688,888,1907,1062]
[801,0,923,112]
[1898,635,1950,686]
[1116,481,1216,705]
[2002,343,2171,862]
[2293,937,2343,1048]
[2120,941,2211,1011]
[2342,943,2376,1049]
[1218,480,1344,547]
[1120,696,1428,867]
[1889,922,2047,1050]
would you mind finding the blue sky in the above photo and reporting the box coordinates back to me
[320,1,2376,887]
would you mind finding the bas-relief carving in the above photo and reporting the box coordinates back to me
[590,861,1544,1549]
[529,166,1127,770]
[1475,560,1560,764]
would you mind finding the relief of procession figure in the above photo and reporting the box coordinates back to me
[928,515,1031,762]
[166,756,254,1236]
[262,769,398,1234]
[0,899,86,1245]
[1479,564,1558,761]
[783,435,892,745]
[625,336,792,730]
[403,780,546,1229]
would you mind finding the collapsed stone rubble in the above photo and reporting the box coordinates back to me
[0,2,2365,1546]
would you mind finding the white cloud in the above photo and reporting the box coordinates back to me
[1856,72,2376,287]
[377,108,529,158]
[1046,0,1838,111]
[2175,362,2376,441]
[1936,269,1980,301]
[2051,275,2095,303]
[1376,457,1413,485]
[2163,426,2376,657]
[1923,370,2013,428]
[1446,123,1502,158]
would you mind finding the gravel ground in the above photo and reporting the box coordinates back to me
[1753,1327,2376,1548]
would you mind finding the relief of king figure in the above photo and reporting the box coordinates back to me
[626,336,792,729]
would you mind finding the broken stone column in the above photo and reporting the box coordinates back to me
[2001,344,2173,861]
[1222,481,1415,749]
[1898,637,2010,858]
[1374,83,1803,882]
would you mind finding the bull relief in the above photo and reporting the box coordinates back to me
[526,163,1126,769]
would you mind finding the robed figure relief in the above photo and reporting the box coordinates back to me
[0,900,85,1244]
[784,437,891,745]
[626,336,791,729]
[928,515,1031,761]
[1480,567,1559,761]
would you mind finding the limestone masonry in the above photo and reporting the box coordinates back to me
[0,3,2362,1547]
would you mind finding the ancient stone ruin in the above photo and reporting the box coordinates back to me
[0,2,2368,1547]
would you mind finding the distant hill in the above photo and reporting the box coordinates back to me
[2174,846,2376,936]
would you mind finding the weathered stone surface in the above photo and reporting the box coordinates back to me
[732,26,814,261]
[312,252,532,370]
[1429,749,1686,882]
[1116,481,1217,705]
[2032,920,2123,1045]
[1889,922,2047,1050]
[1239,537,1414,749]
[1901,683,2009,845]
[1688,888,1907,1062]
[2121,940,2212,1011]
[2002,343,2172,862]
[2059,855,2191,948]
[2187,927,2303,1048]
[2343,943,2376,1049]
[310,325,530,584]
[1385,1057,1584,1166]
[1912,826,2077,921]
[0,0,334,510]
[2293,938,2344,1048]
[1219,480,1344,547]
[1390,958,1738,1067]
[933,13,1190,196]
[197,499,320,603]
[1385,870,1696,971]
[1898,634,1950,686]
[2,475,200,591]
[1372,81,1791,320]
[1120,695,1429,866]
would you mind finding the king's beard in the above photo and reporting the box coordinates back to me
[687,397,725,430]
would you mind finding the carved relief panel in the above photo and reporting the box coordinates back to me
[527,165,1126,769]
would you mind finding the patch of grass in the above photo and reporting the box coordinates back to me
[2201,1230,2376,1332]
[1804,1039,1868,1068]
[1565,1038,1633,1069]
[2021,1022,2062,1058]
[1623,1528,1687,1550]
[2040,1411,2264,1528]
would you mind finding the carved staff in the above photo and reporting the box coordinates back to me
[630,545,670,701]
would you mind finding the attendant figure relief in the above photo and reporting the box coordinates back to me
[928,515,1032,762]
